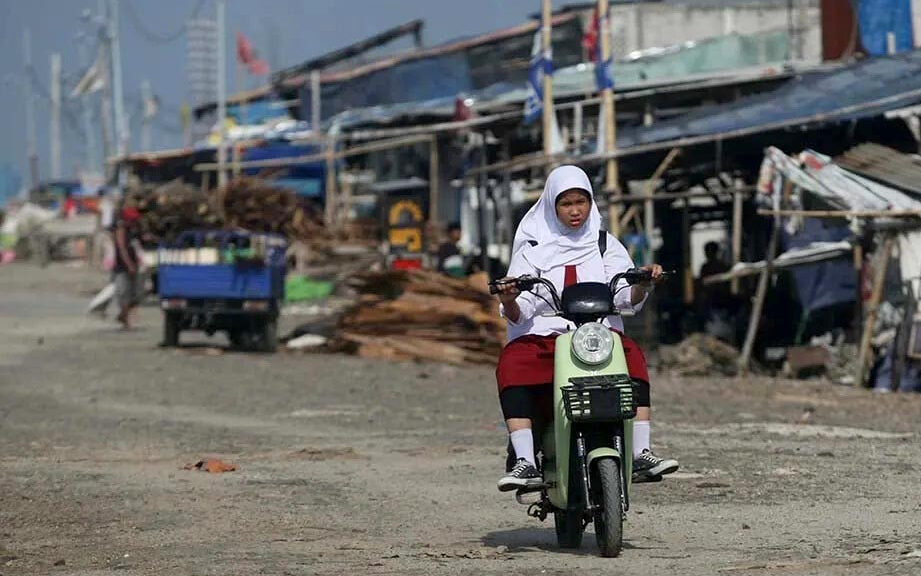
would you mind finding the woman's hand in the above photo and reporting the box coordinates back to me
[637,264,664,287]
[494,276,521,305]
[630,264,663,306]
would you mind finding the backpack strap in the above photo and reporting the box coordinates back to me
[598,229,607,256]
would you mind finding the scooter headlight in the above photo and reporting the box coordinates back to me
[571,322,614,365]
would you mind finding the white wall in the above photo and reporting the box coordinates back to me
[608,1,822,63]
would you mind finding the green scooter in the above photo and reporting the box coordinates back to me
[490,268,659,557]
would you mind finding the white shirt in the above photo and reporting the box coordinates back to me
[500,232,648,343]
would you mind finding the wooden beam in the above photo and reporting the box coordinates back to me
[429,135,439,224]
[731,181,743,295]
[757,209,921,218]
[738,218,781,375]
[855,235,895,387]
[195,134,434,172]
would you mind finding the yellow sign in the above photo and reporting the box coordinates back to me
[387,198,425,253]
[388,200,424,226]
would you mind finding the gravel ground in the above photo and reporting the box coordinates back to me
[2,262,921,575]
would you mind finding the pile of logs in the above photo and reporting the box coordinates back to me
[130,178,329,245]
[130,180,220,243]
[332,269,504,365]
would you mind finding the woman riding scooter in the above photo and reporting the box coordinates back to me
[494,165,679,491]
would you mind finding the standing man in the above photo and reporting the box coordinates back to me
[113,206,142,329]
[436,222,467,278]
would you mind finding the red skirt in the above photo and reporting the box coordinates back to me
[496,332,650,393]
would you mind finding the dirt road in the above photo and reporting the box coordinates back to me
[2,263,921,575]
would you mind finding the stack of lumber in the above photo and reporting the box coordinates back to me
[333,270,504,364]
[131,180,220,242]
[130,178,332,245]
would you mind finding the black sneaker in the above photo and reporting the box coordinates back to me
[633,449,679,483]
[497,458,543,492]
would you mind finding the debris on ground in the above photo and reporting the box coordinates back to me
[783,345,831,378]
[183,458,237,473]
[330,270,503,364]
[659,333,742,376]
[286,333,328,350]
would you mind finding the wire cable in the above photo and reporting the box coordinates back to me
[123,0,208,44]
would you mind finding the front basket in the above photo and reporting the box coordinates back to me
[561,375,637,423]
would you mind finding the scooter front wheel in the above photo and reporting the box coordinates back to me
[554,509,583,549]
[593,458,624,557]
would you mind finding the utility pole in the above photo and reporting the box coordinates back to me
[96,0,115,174]
[76,31,99,174]
[540,0,554,158]
[216,0,228,188]
[598,0,621,234]
[140,79,153,151]
[22,28,39,187]
[50,53,62,179]
[108,0,128,159]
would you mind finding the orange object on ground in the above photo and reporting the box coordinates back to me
[183,458,236,473]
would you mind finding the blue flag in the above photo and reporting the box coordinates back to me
[595,13,614,91]
[524,17,553,125]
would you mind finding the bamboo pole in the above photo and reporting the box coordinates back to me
[738,218,781,375]
[324,133,337,226]
[758,209,921,218]
[195,133,435,172]
[429,135,439,224]
[855,235,895,387]
[731,181,744,294]
[598,0,620,234]
[541,0,554,159]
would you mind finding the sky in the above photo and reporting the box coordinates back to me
[0,0,577,190]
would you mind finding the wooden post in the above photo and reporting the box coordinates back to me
[324,134,337,227]
[598,0,620,234]
[738,218,781,375]
[731,180,743,295]
[429,135,439,224]
[855,235,895,387]
[682,200,693,305]
[541,0,554,158]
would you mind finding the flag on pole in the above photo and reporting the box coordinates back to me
[595,11,614,91]
[236,31,270,76]
[523,16,552,125]
[70,54,105,98]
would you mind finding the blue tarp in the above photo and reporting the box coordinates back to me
[241,142,325,197]
[783,219,856,313]
[618,49,921,148]
[858,0,914,56]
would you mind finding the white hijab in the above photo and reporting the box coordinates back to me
[512,165,604,275]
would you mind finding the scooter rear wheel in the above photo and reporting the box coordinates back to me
[554,509,583,549]
[593,458,624,557]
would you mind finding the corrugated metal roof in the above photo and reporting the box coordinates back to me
[835,143,921,197]
[619,50,921,148]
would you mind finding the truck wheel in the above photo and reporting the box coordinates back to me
[554,509,583,549]
[593,458,624,557]
[163,312,180,347]
[261,318,278,353]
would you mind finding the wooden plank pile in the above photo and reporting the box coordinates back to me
[130,180,220,243]
[129,178,330,245]
[332,269,504,364]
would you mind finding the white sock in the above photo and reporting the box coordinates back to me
[509,429,535,466]
[633,420,650,457]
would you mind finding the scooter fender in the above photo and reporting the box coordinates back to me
[586,447,621,467]
[545,330,631,510]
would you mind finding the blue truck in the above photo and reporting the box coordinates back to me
[157,230,287,352]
